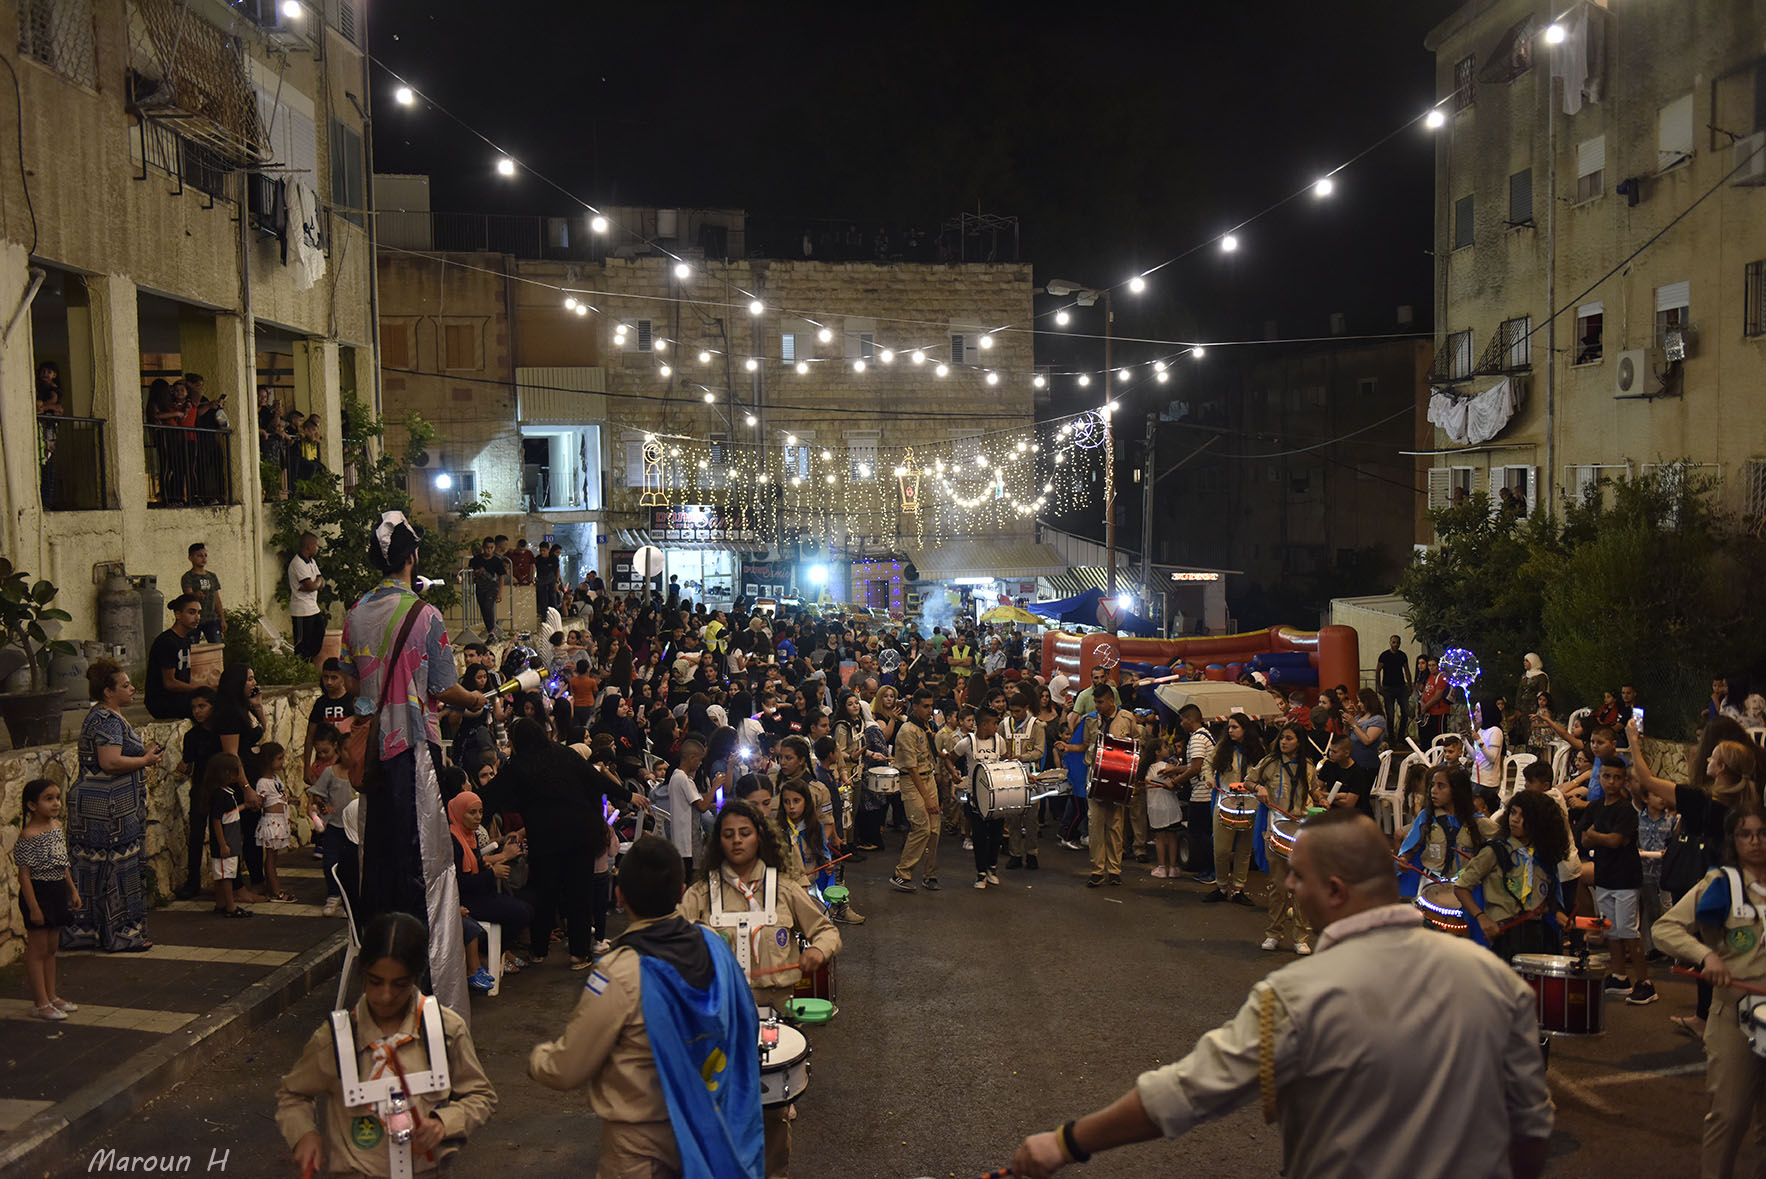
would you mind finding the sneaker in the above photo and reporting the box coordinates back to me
[1202,888,1229,903]
[890,875,916,893]
[1026,855,1039,870]
[322,897,341,917]
[1191,873,1218,885]
[1108,873,1123,886]
[1006,856,1024,869]
[832,905,868,925]
[986,870,1000,885]
[593,939,613,955]
[921,877,941,891]
[975,876,988,890]
[1080,835,1091,847]
[1603,975,1633,996]
[1058,839,1083,851]
[468,968,496,993]
[1627,980,1660,1006]
[962,839,973,851]
[1087,874,1105,888]
[1232,892,1257,908]
[1295,943,1313,956]
[1260,937,1280,952]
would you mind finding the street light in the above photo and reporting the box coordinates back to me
[1045,277,1121,594]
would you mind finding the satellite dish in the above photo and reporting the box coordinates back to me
[632,545,666,578]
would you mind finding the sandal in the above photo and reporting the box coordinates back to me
[270,891,296,903]
[213,906,255,918]
[1671,1014,1705,1037]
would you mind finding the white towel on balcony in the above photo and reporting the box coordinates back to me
[1428,379,1517,446]
[292,183,327,291]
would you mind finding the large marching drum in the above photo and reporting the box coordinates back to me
[1089,734,1139,805]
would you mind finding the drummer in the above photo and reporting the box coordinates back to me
[1205,712,1265,907]
[1002,689,1046,870]
[1652,803,1766,1177]
[1452,789,1570,961]
[1059,683,1137,888]
[962,707,1011,889]
[1246,723,1321,953]
[681,799,840,1179]
[1396,767,1494,899]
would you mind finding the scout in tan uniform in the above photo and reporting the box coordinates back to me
[1654,803,1766,1179]
[1003,691,1047,869]
[681,800,841,1179]
[1453,788,1569,962]
[279,913,497,1177]
[1061,684,1137,887]
[1246,723,1322,953]
[889,689,941,891]
[1006,814,1551,1179]
[935,708,971,840]
[530,835,765,1179]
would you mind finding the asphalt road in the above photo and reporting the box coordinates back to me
[39,837,1728,1177]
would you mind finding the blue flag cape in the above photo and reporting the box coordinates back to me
[638,927,765,1179]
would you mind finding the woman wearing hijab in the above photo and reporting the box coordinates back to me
[448,790,534,989]
[1513,653,1550,746]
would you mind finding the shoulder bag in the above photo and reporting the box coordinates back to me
[344,599,426,793]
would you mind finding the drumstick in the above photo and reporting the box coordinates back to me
[1673,965,1766,996]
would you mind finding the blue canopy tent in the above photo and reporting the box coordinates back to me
[1025,586,1159,637]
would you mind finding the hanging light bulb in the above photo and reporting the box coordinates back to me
[574,304,588,317]
[658,364,672,377]
[1193,345,1206,358]
[745,357,759,372]
[1156,370,1170,383]
[786,434,798,445]
[1220,234,1239,253]
[1033,374,1046,389]
[817,327,833,344]
[393,85,414,106]
[699,350,712,364]
[821,449,833,461]
[590,215,609,233]
[748,299,765,315]
[911,350,926,364]
[979,334,994,350]
[653,338,667,352]
[745,413,757,426]
[1153,360,1167,373]
[1313,177,1334,197]
[1055,310,1071,326]
[853,359,867,373]
[935,363,949,377]
[564,296,578,310]
[796,361,810,375]
[702,391,714,403]
[879,349,895,364]
[1128,276,1147,294]
[985,371,1000,385]
[673,262,691,279]
[1544,22,1566,44]
[1118,369,1132,382]
[1425,108,1447,130]
[1077,374,1091,387]
[495,157,516,176]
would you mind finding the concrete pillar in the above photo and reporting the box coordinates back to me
[90,274,145,512]
[0,243,42,569]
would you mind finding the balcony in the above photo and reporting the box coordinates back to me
[145,424,236,508]
[37,416,112,512]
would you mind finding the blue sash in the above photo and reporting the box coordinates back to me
[638,928,765,1179]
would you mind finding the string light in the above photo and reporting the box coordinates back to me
[979,334,994,350]
[745,357,759,372]
[699,350,712,364]
[495,157,516,176]
[673,262,691,279]
[853,359,867,372]
[745,413,757,426]
[563,296,577,310]
[911,350,926,364]
[1220,234,1239,252]
[1193,345,1206,358]
[821,449,833,461]
[702,391,714,403]
[1128,276,1147,294]
[393,85,413,106]
[590,215,608,233]
[653,339,667,352]
[1117,369,1131,382]
[573,304,588,317]
[1033,375,1046,389]
[1425,108,1447,130]
[786,434,798,445]
[796,361,810,374]
[658,363,671,376]
[818,327,833,344]
[1156,370,1170,383]
[1544,22,1566,44]
[879,349,895,364]
[1078,374,1092,387]
[748,299,765,315]
[1153,360,1166,372]
[1313,177,1334,197]
[985,371,1000,386]
[280,0,302,17]
[935,363,949,377]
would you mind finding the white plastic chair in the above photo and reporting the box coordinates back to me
[484,922,505,997]
[1549,740,1572,784]
[1500,753,1537,807]
[330,864,359,1011]
[1567,707,1591,733]
[1368,748,1400,834]
[1749,727,1766,750]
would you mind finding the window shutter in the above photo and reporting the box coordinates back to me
[625,440,645,487]
[1469,467,1487,499]
[1523,465,1539,515]
[1654,281,1690,313]
[1509,169,1533,223]
[950,334,967,364]
[782,333,796,362]
[1577,300,1604,320]
[1658,94,1694,167]
[636,320,653,352]
[1427,467,1452,511]
[1577,136,1605,179]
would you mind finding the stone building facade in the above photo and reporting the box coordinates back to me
[1422,1,1766,531]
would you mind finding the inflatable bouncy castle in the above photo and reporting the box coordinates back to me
[1041,625,1359,703]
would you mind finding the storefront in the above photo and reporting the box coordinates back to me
[603,504,758,608]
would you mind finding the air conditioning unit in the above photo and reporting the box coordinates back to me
[1733,132,1766,187]
[1614,349,1661,396]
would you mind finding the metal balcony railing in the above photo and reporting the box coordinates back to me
[145,423,236,507]
[37,415,111,511]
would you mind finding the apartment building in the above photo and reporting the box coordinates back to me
[1422,0,1766,529]
[0,0,375,640]
[375,182,1061,612]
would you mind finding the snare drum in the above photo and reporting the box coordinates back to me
[1415,882,1470,936]
[1089,733,1139,805]
[791,933,837,1011]
[1512,953,1609,1036]
[1266,815,1300,861]
[1216,789,1258,831]
[865,766,902,796]
[973,760,1033,818]
[758,1021,811,1107]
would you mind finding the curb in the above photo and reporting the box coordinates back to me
[0,931,347,1176]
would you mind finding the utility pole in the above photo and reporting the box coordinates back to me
[1544,71,1558,512]
[1141,409,1156,604]
[1103,288,1116,594]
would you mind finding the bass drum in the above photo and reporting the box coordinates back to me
[1089,734,1139,805]
[973,759,1033,818]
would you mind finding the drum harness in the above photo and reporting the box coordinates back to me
[708,866,781,981]
[1710,867,1766,1056]
[329,996,451,1179]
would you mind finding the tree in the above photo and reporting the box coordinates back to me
[266,399,483,617]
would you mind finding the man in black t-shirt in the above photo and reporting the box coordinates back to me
[1318,734,1375,818]
[1377,635,1411,744]
[146,595,206,719]
[467,536,507,640]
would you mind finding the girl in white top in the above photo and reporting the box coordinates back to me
[1143,734,1184,879]
[1471,700,1505,792]
[255,742,295,901]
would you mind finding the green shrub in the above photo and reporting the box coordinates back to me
[222,606,319,687]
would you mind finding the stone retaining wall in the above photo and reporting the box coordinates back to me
[0,687,319,967]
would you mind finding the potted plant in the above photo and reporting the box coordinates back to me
[0,560,78,747]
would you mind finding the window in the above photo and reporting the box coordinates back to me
[846,431,879,482]
[624,320,654,353]
[1712,59,1766,148]
[1357,377,1379,397]
[1654,281,1690,348]
[781,333,797,362]
[1453,194,1475,249]
[1445,329,1474,380]
[1658,93,1694,170]
[442,321,481,370]
[844,318,877,361]
[1574,302,1603,364]
[1452,55,1477,112]
[333,0,361,46]
[1575,136,1605,203]
[328,117,365,226]
[1508,168,1533,224]
[624,439,647,487]
[1426,466,1478,511]
[1743,459,1766,532]
[950,332,970,364]
[781,437,814,480]
[1746,260,1766,338]
[1565,463,1630,507]
[19,0,97,87]
[1499,315,1532,369]
[1496,466,1537,515]
[381,321,413,370]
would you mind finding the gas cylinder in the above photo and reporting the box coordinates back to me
[98,572,144,670]
[135,575,164,656]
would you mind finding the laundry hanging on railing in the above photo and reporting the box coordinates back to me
[291,183,326,291]
[1428,378,1517,446]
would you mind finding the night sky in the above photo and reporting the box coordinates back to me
[369,1,1461,406]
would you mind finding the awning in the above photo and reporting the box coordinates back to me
[1040,566,1145,603]
[908,539,1067,581]
[610,528,746,554]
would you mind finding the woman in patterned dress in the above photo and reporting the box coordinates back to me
[62,659,161,952]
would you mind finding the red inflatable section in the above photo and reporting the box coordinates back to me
[1040,626,1360,703]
